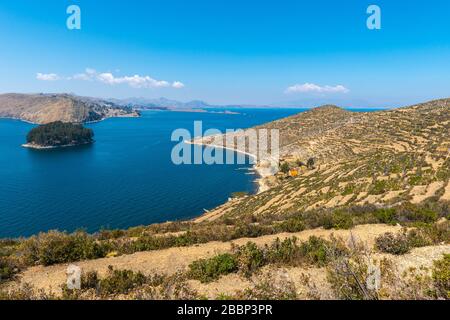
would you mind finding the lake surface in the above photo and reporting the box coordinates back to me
[0,108,305,238]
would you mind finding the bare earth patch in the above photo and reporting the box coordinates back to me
[440,181,450,201]
[410,182,444,204]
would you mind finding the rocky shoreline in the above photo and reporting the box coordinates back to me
[22,141,94,150]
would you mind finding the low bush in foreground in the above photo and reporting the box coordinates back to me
[0,257,17,282]
[97,267,147,296]
[375,220,449,255]
[2,251,448,300]
[63,267,171,298]
[20,231,110,266]
[1,202,447,270]
[321,210,354,230]
[187,236,346,283]
[188,254,238,283]
[432,254,450,299]
[235,272,298,300]
[375,232,411,255]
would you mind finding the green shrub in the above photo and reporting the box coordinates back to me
[405,229,431,248]
[188,254,238,283]
[20,231,109,266]
[0,256,17,282]
[277,217,305,233]
[376,221,448,256]
[234,242,266,278]
[370,180,387,195]
[396,204,438,223]
[322,210,354,230]
[280,163,290,174]
[342,184,356,196]
[431,254,450,299]
[266,236,337,267]
[421,220,450,244]
[99,267,147,296]
[266,237,301,266]
[81,271,100,290]
[299,236,338,267]
[375,232,410,255]
[408,175,423,186]
[374,208,397,224]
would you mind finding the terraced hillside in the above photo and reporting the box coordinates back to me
[200,99,449,221]
[0,93,139,124]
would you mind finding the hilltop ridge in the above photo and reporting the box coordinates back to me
[0,93,140,124]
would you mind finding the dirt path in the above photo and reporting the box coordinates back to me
[15,224,402,294]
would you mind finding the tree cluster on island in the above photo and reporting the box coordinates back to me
[26,121,94,147]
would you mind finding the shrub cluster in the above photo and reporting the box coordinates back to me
[236,273,298,300]
[20,231,109,266]
[431,254,450,299]
[0,257,17,282]
[93,267,147,296]
[2,202,447,270]
[375,232,411,255]
[188,254,238,283]
[321,210,354,230]
[188,236,347,283]
[375,220,449,255]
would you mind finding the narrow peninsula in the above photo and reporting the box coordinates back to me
[23,121,94,149]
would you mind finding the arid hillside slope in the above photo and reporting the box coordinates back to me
[0,93,139,124]
[200,99,450,221]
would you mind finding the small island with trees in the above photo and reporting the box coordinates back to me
[23,121,94,149]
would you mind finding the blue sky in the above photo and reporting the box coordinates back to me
[0,0,449,107]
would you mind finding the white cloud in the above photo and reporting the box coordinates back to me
[172,81,185,89]
[36,73,60,81]
[36,68,185,90]
[70,68,184,89]
[97,73,172,89]
[72,68,97,81]
[285,83,349,94]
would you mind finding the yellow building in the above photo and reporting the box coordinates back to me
[289,169,299,177]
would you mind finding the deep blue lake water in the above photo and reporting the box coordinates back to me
[0,108,305,238]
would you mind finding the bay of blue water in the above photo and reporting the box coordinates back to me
[0,108,305,238]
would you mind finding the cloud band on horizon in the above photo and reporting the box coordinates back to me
[36,69,185,89]
[285,83,349,94]
[36,73,60,81]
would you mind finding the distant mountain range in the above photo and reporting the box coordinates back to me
[109,97,212,110]
[109,97,275,110]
